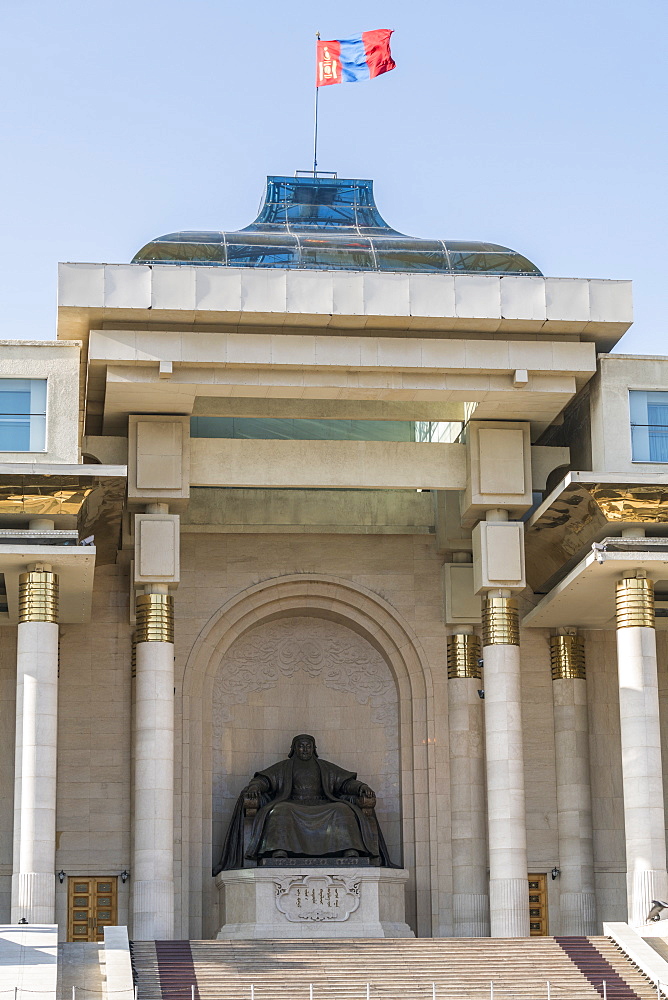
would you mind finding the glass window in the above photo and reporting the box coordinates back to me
[190,417,463,443]
[0,379,46,451]
[630,390,668,461]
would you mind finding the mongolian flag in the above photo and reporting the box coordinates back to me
[316,29,395,87]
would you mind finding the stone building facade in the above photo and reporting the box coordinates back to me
[0,174,666,942]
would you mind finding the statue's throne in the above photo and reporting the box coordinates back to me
[240,788,379,867]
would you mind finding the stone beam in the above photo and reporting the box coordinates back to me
[190,439,467,491]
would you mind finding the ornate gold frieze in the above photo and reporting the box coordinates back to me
[135,593,174,643]
[550,634,586,680]
[590,485,668,522]
[18,570,59,624]
[0,473,126,567]
[482,597,520,646]
[447,633,482,678]
[616,577,655,629]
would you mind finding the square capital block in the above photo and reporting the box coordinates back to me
[128,415,190,504]
[462,420,532,526]
[472,520,525,594]
[443,563,481,625]
[134,514,180,584]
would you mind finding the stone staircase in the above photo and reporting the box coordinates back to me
[57,943,106,1000]
[130,937,658,1000]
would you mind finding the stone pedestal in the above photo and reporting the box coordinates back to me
[215,867,413,939]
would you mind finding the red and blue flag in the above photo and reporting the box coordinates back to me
[316,29,395,87]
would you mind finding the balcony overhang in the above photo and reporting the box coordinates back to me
[0,545,96,624]
[523,540,668,630]
[525,472,668,594]
[0,465,127,565]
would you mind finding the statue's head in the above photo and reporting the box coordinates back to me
[289,734,318,760]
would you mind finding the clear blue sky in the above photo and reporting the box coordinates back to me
[0,0,665,353]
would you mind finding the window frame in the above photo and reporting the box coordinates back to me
[0,377,48,454]
[629,388,668,464]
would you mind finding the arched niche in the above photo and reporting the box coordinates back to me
[212,615,402,867]
[178,574,436,939]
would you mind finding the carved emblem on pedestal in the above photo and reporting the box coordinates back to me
[274,873,361,922]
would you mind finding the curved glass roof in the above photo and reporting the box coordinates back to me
[133,175,541,276]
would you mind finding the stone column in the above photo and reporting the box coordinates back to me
[133,587,175,940]
[482,592,529,937]
[11,567,59,923]
[615,573,668,926]
[447,628,489,936]
[550,631,596,933]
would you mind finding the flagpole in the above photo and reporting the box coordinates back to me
[313,31,320,175]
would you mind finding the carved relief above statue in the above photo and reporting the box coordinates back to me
[214,617,397,725]
[213,734,396,872]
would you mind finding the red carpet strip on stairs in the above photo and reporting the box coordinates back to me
[555,937,642,1000]
[155,940,200,1000]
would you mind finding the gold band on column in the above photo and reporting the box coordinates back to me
[135,594,174,643]
[550,634,586,680]
[482,597,519,646]
[18,570,59,623]
[447,633,482,678]
[616,577,654,629]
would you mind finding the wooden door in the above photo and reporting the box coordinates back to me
[67,877,118,942]
[528,873,549,936]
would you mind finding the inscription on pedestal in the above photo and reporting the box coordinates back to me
[260,857,370,867]
[274,873,361,922]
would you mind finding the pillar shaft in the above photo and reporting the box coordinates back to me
[447,632,489,936]
[482,596,529,937]
[550,634,596,934]
[133,593,175,940]
[11,571,59,924]
[615,577,668,926]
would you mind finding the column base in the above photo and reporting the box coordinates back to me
[453,893,490,937]
[489,878,529,937]
[11,872,55,924]
[628,869,668,927]
[560,891,597,935]
[132,880,174,940]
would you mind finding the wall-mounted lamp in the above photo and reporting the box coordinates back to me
[120,870,130,883]
[477,690,485,700]
[551,867,561,880]
[58,870,66,884]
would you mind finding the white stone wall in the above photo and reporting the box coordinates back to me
[174,531,448,940]
[583,629,628,924]
[589,353,668,474]
[53,565,133,938]
[1,528,666,936]
[0,341,80,464]
[519,629,561,931]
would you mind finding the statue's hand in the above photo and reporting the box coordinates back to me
[243,788,261,814]
[357,783,376,805]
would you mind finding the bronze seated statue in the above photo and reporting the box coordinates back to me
[213,734,395,872]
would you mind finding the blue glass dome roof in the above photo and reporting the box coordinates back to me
[132,175,541,276]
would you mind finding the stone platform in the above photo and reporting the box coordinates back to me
[215,867,413,938]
